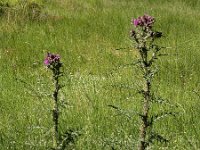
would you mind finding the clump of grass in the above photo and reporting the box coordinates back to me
[22,1,42,20]
[0,0,46,22]
[0,1,10,16]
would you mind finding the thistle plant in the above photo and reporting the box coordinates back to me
[131,15,170,150]
[44,52,62,149]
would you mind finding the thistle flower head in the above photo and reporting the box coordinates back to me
[44,52,61,68]
[132,14,155,28]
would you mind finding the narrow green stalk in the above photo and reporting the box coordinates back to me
[52,74,59,149]
[138,54,151,150]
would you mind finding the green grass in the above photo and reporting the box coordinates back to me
[1,0,200,149]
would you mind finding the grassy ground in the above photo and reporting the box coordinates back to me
[1,0,200,149]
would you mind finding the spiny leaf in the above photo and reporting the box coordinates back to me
[150,112,177,125]
[108,105,140,119]
[148,132,169,144]
[108,105,131,119]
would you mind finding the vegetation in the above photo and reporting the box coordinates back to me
[0,0,200,149]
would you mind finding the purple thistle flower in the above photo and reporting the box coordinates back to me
[132,14,155,28]
[133,19,139,26]
[44,52,61,67]
[44,58,50,66]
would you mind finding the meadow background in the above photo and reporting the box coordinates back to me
[0,0,200,149]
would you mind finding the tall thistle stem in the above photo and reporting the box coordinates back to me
[131,15,164,150]
[52,69,60,148]
[138,53,151,150]
[44,53,62,149]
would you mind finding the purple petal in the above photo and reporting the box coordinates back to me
[134,19,139,26]
[44,59,49,65]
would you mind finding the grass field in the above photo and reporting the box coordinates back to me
[1,0,200,149]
